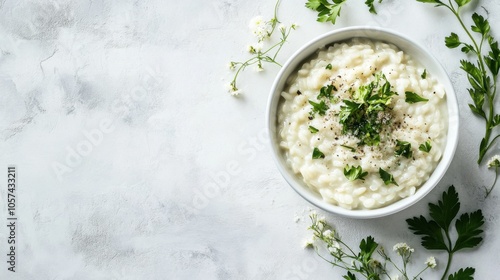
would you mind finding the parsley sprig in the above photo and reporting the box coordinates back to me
[228,0,297,95]
[417,0,500,164]
[306,0,384,25]
[406,185,484,280]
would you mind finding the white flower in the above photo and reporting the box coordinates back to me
[249,15,271,41]
[310,210,318,217]
[279,23,286,32]
[393,243,414,256]
[226,83,242,96]
[291,22,299,29]
[488,155,500,168]
[323,229,332,237]
[392,275,400,280]
[247,42,264,54]
[318,215,326,223]
[425,256,437,268]
[255,63,264,72]
[328,241,341,254]
[249,16,264,30]
[303,236,316,248]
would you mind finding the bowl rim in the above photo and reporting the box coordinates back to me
[266,26,460,219]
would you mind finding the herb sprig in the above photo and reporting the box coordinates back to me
[306,213,436,279]
[306,0,384,24]
[406,185,484,280]
[305,186,484,279]
[227,0,297,95]
[417,0,500,164]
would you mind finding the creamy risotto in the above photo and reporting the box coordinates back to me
[278,38,448,210]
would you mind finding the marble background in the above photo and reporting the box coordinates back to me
[0,0,499,279]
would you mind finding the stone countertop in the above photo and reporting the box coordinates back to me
[0,0,499,279]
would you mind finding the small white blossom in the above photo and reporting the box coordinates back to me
[393,243,414,256]
[255,64,264,72]
[425,256,437,268]
[318,215,326,223]
[291,22,299,29]
[249,15,271,41]
[226,83,242,96]
[327,241,341,254]
[279,23,286,31]
[392,275,400,280]
[488,155,500,168]
[303,237,316,248]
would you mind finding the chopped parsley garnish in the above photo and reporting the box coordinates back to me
[395,140,413,158]
[312,147,325,159]
[421,69,427,79]
[326,63,333,70]
[309,126,319,134]
[379,168,398,186]
[339,73,396,146]
[419,140,432,153]
[340,145,356,152]
[344,165,368,181]
[405,91,429,104]
[318,84,335,100]
[309,100,329,116]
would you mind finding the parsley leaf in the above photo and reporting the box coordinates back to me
[326,63,333,70]
[407,215,448,250]
[305,0,347,25]
[428,185,460,231]
[309,100,329,116]
[448,267,475,280]
[421,69,427,79]
[364,0,383,14]
[340,144,356,152]
[445,32,461,48]
[416,0,445,7]
[306,0,382,25]
[419,140,432,153]
[454,0,472,7]
[318,85,335,100]
[405,91,429,103]
[395,140,413,158]
[312,147,325,159]
[453,210,484,252]
[359,236,378,263]
[379,168,398,186]
[344,165,368,181]
[471,13,490,35]
[309,126,319,134]
[343,271,357,280]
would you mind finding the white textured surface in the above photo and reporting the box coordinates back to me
[0,0,499,279]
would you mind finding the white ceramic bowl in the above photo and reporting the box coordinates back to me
[266,27,459,219]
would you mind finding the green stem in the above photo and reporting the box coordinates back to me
[413,266,429,280]
[441,252,453,280]
[485,167,499,198]
[447,2,498,164]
